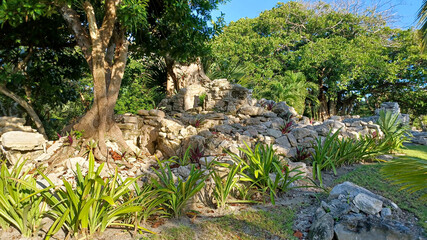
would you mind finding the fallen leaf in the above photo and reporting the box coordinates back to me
[293,230,303,239]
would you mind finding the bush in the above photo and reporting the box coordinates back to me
[311,129,384,186]
[124,183,166,225]
[212,162,243,209]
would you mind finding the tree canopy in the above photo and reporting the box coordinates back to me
[0,0,226,157]
[209,1,427,119]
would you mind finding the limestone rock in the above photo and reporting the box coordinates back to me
[334,215,413,240]
[308,213,334,240]
[353,193,383,215]
[137,109,149,116]
[273,101,298,117]
[239,105,265,116]
[291,128,318,140]
[329,182,387,203]
[0,116,26,127]
[276,136,291,148]
[177,166,191,179]
[266,128,282,138]
[148,109,166,118]
[1,131,45,151]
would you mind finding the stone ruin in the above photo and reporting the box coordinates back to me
[0,78,424,177]
[0,78,425,239]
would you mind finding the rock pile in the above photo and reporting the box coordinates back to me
[309,182,418,240]
[115,79,385,164]
[0,116,46,165]
[411,131,427,146]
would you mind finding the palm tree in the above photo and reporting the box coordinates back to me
[417,0,427,50]
[258,71,318,114]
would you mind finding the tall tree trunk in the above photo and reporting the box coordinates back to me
[165,56,179,96]
[318,85,329,121]
[61,1,130,160]
[0,84,47,139]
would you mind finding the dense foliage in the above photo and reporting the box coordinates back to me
[208,1,427,120]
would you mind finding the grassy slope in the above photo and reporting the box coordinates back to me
[335,145,427,230]
[147,207,296,240]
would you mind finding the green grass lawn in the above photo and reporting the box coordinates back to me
[335,145,427,231]
[146,207,296,240]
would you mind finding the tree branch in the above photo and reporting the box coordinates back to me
[60,4,92,63]
[13,45,34,74]
[100,0,120,49]
[83,1,99,42]
[0,83,47,139]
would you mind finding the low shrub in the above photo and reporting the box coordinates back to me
[311,127,394,186]
[311,130,340,187]
[124,183,166,225]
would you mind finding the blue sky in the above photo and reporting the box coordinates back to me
[212,0,422,29]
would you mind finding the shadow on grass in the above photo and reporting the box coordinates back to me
[150,206,297,240]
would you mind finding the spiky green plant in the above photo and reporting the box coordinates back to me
[381,156,427,199]
[37,150,150,239]
[377,110,411,152]
[211,162,257,209]
[151,160,208,218]
[311,129,340,187]
[0,159,48,237]
[229,142,297,204]
[124,183,166,225]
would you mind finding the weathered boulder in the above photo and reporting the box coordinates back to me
[334,215,413,240]
[353,193,383,215]
[291,128,318,140]
[0,116,26,127]
[273,101,298,117]
[266,128,282,139]
[239,105,265,116]
[275,136,291,148]
[329,182,388,203]
[1,131,45,151]
[308,213,334,240]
